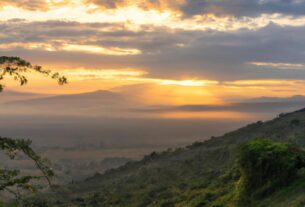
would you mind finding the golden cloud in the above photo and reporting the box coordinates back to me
[62,68,218,87]
[249,62,305,70]
[84,0,184,12]
[1,1,305,32]
[0,0,74,11]
[0,42,141,56]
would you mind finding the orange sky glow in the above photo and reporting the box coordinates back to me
[1,0,305,119]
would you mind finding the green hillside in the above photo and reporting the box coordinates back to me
[24,109,305,207]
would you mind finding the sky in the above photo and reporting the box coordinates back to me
[2,0,305,164]
[1,0,305,106]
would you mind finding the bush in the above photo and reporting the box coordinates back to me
[290,119,301,127]
[237,139,305,205]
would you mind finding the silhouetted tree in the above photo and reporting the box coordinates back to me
[0,56,67,201]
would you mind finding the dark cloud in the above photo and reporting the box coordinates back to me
[1,20,305,81]
[3,0,305,18]
[86,0,305,18]
[85,0,181,11]
[0,20,183,53]
[180,0,305,17]
[133,23,305,80]
[85,0,126,9]
[0,20,125,43]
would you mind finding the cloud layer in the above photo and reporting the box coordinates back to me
[87,0,305,18]
[3,0,305,18]
[1,19,305,81]
[180,0,305,17]
[1,0,305,98]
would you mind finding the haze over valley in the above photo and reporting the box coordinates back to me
[2,89,305,182]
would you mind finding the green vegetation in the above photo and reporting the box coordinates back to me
[0,138,54,199]
[0,57,66,203]
[23,109,305,207]
[237,139,305,206]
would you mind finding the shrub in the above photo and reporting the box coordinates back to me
[236,139,305,205]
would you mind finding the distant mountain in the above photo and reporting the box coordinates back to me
[0,90,49,103]
[133,95,305,115]
[27,108,305,207]
[243,95,305,103]
[1,90,40,96]
[6,90,125,106]
[0,90,135,116]
[3,92,305,118]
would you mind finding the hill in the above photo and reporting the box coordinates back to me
[244,95,305,103]
[3,92,305,118]
[0,90,49,103]
[5,90,125,106]
[23,108,305,206]
[0,90,136,116]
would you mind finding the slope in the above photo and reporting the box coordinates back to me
[25,108,305,207]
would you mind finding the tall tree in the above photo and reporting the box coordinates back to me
[0,56,67,201]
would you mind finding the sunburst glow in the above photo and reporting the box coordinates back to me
[1,0,305,119]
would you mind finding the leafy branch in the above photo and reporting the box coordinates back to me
[0,56,67,201]
[0,56,67,91]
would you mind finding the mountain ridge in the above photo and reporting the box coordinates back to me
[3,90,124,105]
[25,107,305,207]
[3,92,305,118]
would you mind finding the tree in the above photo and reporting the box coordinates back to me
[237,139,305,206]
[0,56,67,201]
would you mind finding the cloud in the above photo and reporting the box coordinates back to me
[0,0,79,11]
[0,20,192,59]
[1,20,305,81]
[180,0,305,17]
[62,68,147,80]
[249,62,305,70]
[3,0,305,20]
[2,1,305,32]
[0,0,56,11]
[0,20,145,55]
[85,0,123,9]
[85,0,305,18]
[84,0,183,11]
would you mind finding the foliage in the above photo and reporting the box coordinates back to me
[0,137,55,200]
[237,139,305,206]
[0,56,67,202]
[0,56,67,91]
